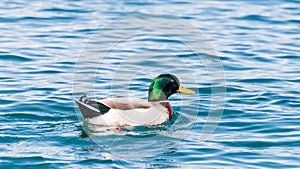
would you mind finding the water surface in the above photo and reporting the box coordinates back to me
[0,0,299,168]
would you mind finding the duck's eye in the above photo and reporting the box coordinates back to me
[170,82,179,90]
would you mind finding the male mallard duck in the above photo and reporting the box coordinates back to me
[74,74,194,126]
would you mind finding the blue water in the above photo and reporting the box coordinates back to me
[1,0,299,168]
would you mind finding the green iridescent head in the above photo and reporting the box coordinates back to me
[148,74,194,101]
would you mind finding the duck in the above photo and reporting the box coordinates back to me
[74,74,195,126]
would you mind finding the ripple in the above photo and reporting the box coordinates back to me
[27,69,64,74]
[233,14,269,22]
[39,7,93,13]
[0,16,77,23]
[0,54,32,62]
[238,78,282,83]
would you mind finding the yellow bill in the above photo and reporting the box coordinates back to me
[176,85,195,94]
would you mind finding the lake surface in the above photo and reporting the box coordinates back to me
[0,0,299,168]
